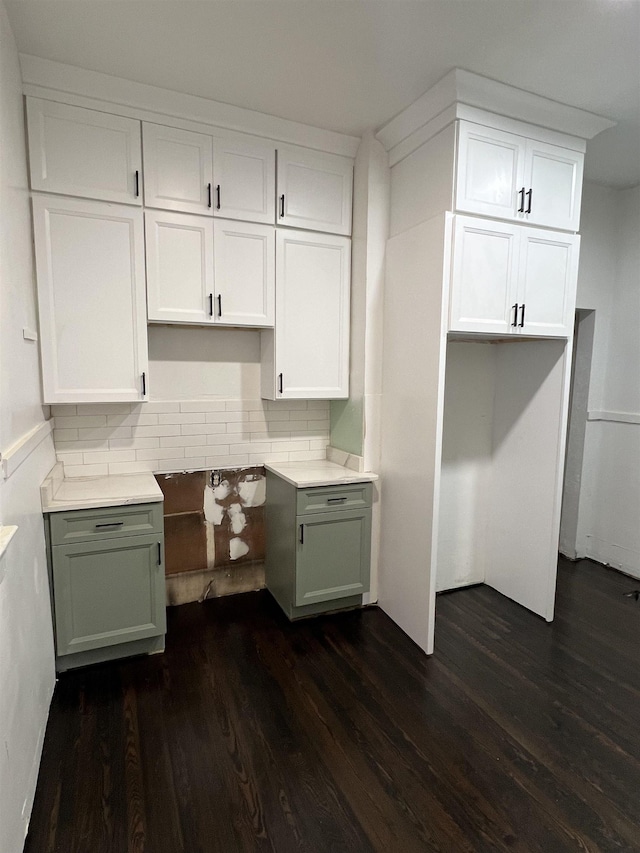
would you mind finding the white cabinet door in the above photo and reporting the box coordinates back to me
[277,145,353,235]
[213,220,275,327]
[142,123,213,215]
[145,211,214,324]
[27,98,142,205]
[213,137,275,224]
[516,228,580,338]
[271,230,350,399]
[32,196,148,403]
[523,140,583,232]
[455,122,525,222]
[449,216,519,335]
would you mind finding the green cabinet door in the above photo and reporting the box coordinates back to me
[52,533,166,656]
[295,508,371,607]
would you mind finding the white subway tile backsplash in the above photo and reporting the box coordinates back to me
[55,415,107,429]
[108,460,157,475]
[51,405,77,417]
[106,413,159,427]
[65,463,109,478]
[79,427,133,440]
[134,424,181,437]
[109,437,160,450]
[158,413,206,425]
[160,434,208,447]
[53,428,79,442]
[84,450,136,465]
[137,447,185,461]
[54,399,331,476]
[179,400,226,412]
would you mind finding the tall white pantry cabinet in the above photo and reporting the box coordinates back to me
[376,70,613,656]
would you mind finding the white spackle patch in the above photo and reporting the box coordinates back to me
[213,480,231,501]
[204,485,225,525]
[238,475,266,507]
[227,503,246,534]
[229,537,250,560]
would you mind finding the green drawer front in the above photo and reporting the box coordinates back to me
[49,502,164,546]
[296,482,372,516]
[52,533,166,657]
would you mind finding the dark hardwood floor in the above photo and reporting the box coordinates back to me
[24,558,640,852]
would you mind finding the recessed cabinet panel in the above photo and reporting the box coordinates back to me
[524,141,583,232]
[145,210,214,324]
[295,509,371,606]
[52,533,166,656]
[32,196,148,403]
[450,217,518,335]
[456,123,524,221]
[274,230,350,399]
[277,145,353,235]
[143,123,213,214]
[516,229,579,337]
[213,220,275,327]
[213,137,275,224]
[26,98,142,204]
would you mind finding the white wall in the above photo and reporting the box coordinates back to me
[567,182,640,577]
[0,4,56,850]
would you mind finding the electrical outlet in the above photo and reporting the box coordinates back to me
[211,471,221,488]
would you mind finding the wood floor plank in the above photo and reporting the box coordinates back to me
[24,558,640,852]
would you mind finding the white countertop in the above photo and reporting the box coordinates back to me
[41,465,163,513]
[264,460,378,488]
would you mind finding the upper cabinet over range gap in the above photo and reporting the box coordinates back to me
[456,121,584,232]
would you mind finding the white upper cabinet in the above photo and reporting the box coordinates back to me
[276,145,353,235]
[32,196,148,403]
[145,213,274,328]
[142,123,213,215]
[523,140,583,232]
[213,220,275,327]
[456,123,525,223]
[264,229,350,399]
[213,137,275,224]
[455,122,583,232]
[449,215,579,338]
[26,99,142,205]
[516,227,580,337]
[449,217,519,336]
[145,210,214,324]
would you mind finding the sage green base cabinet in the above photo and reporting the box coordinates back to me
[265,472,372,620]
[45,502,166,671]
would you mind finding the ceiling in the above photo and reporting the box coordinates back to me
[5,0,640,188]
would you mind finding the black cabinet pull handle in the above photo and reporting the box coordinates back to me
[525,188,533,214]
[207,183,212,208]
[216,185,221,210]
[135,170,140,198]
[157,541,162,566]
[517,187,525,213]
[278,373,283,394]
[209,293,214,317]
[217,294,222,317]
[279,194,285,218]
[519,304,526,328]
[95,521,124,529]
[512,304,519,327]
[299,524,304,545]
[327,496,347,504]
[142,372,146,396]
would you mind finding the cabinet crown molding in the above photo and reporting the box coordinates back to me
[19,53,360,159]
[376,68,616,154]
